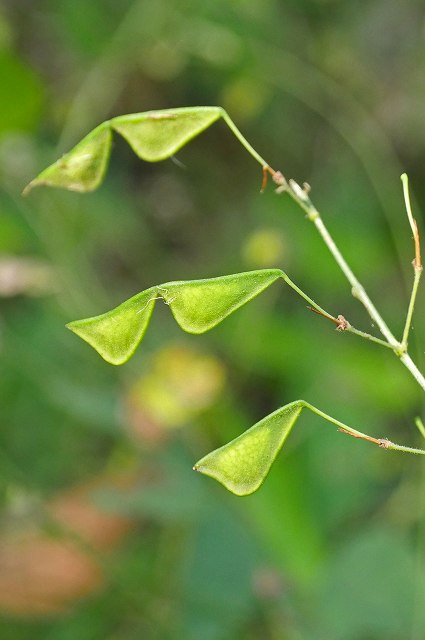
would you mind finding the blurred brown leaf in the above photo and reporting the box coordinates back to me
[0,474,134,616]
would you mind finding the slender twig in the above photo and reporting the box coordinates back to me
[402,269,422,349]
[280,273,391,350]
[271,171,401,345]
[285,179,399,347]
[285,179,425,390]
[270,172,425,390]
[220,109,271,170]
[400,173,423,350]
[312,215,397,344]
[401,173,422,270]
[399,353,425,391]
[217,111,425,390]
[279,272,332,319]
[342,325,394,350]
[302,401,425,455]
[306,305,347,328]
[306,305,394,349]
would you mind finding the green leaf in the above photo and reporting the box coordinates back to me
[194,398,419,496]
[23,107,223,194]
[162,269,282,333]
[111,107,223,162]
[23,123,112,195]
[66,287,157,365]
[66,270,283,364]
[194,401,304,496]
[23,105,270,194]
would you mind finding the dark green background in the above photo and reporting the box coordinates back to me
[1,1,425,638]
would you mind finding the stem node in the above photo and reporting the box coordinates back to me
[394,345,406,358]
[272,170,286,188]
[336,315,349,331]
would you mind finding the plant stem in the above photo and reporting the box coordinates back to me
[303,401,425,456]
[285,182,425,391]
[280,272,333,319]
[313,215,397,342]
[285,189,399,346]
[220,109,271,171]
[270,172,425,389]
[219,110,425,391]
[280,273,394,349]
[345,325,394,350]
[383,441,425,456]
[270,170,403,347]
[401,173,422,270]
[303,400,381,440]
[400,173,423,350]
[402,268,422,349]
[399,353,425,390]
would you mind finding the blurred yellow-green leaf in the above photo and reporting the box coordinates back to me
[126,344,226,431]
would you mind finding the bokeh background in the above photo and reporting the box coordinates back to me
[1,1,425,639]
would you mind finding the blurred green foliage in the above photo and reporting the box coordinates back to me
[1,1,425,639]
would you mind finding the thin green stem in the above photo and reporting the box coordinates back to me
[303,401,425,456]
[311,214,397,345]
[399,353,425,391]
[279,272,394,349]
[274,175,400,347]
[281,185,407,352]
[220,109,425,391]
[401,174,418,253]
[384,442,425,456]
[400,173,423,350]
[280,179,425,389]
[345,325,394,350]
[287,184,425,391]
[402,268,422,349]
[303,401,378,439]
[280,272,333,319]
[220,109,271,170]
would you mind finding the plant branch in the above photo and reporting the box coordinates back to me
[400,173,423,350]
[220,109,271,171]
[402,269,422,349]
[278,176,425,391]
[218,108,425,390]
[306,306,394,349]
[280,176,399,346]
[303,402,425,456]
[278,274,393,350]
[257,168,425,392]
[275,268,399,353]
[401,173,422,270]
[279,272,333,319]
[342,324,394,350]
[398,353,425,391]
